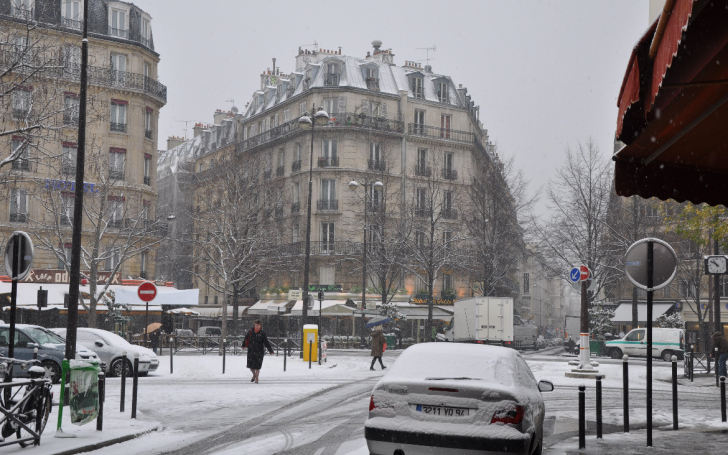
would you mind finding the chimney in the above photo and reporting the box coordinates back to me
[213,109,226,125]
[167,136,184,151]
[193,123,204,137]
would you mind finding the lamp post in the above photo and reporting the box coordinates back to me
[534,283,550,336]
[349,179,383,349]
[298,107,329,357]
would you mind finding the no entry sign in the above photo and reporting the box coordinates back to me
[138,281,157,302]
[579,265,590,281]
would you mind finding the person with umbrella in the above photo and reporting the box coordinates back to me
[367,316,389,371]
[146,323,162,354]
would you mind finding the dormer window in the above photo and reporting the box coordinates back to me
[140,17,151,47]
[325,62,340,86]
[363,66,379,91]
[436,81,449,103]
[411,77,424,99]
[11,0,33,19]
[109,5,129,39]
[61,1,82,29]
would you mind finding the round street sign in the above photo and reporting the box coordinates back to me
[625,238,677,291]
[570,278,597,292]
[569,267,581,283]
[4,231,34,281]
[579,265,590,281]
[138,281,157,302]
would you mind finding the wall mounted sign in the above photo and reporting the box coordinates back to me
[43,179,99,193]
[21,269,120,285]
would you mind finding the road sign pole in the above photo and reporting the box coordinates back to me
[579,279,590,370]
[144,301,149,348]
[646,241,653,447]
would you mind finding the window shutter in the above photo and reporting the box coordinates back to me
[338,96,346,113]
[361,100,369,116]
[331,139,337,158]
[382,103,388,118]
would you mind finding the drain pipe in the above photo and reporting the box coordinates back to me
[649,0,676,59]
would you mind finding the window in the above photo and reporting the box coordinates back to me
[109,149,125,179]
[411,77,424,99]
[365,67,379,90]
[678,279,696,298]
[320,138,337,166]
[62,1,82,28]
[440,114,451,139]
[442,273,454,292]
[10,189,28,223]
[62,143,77,174]
[61,193,74,225]
[416,187,428,216]
[369,101,381,117]
[444,190,453,212]
[443,231,452,248]
[415,231,426,248]
[323,98,338,115]
[299,102,307,116]
[321,223,335,253]
[141,18,151,47]
[140,252,147,278]
[12,88,31,119]
[13,34,30,64]
[10,139,29,171]
[416,148,429,176]
[110,100,127,132]
[144,108,153,139]
[109,8,128,38]
[284,109,290,122]
[11,0,33,19]
[523,273,530,294]
[64,95,79,126]
[64,45,81,67]
[721,276,728,298]
[105,247,120,271]
[108,198,124,227]
[413,109,425,134]
[144,154,151,185]
[277,148,285,176]
[325,62,340,86]
[369,142,383,171]
[321,179,336,201]
[292,182,300,212]
[143,62,150,79]
[437,81,449,103]
[110,54,127,85]
[58,244,72,269]
[265,153,272,173]
[443,152,456,180]
[625,329,645,342]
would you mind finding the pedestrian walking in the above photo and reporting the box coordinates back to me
[711,331,728,377]
[243,320,274,383]
[567,337,576,356]
[370,326,386,371]
[150,329,160,354]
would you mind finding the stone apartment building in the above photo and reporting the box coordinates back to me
[1,0,166,281]
[158,41,522,306]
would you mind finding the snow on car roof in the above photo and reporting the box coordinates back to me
[385,343,520,387]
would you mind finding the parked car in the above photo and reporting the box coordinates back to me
[604,328,685,361]
[51,328,159,377]
[0,324,99,383]
[365,343,554,455]
[174,329,194,338]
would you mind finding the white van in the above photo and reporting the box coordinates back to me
[604,328,684,361]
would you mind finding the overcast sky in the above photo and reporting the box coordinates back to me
[140,0,648,206]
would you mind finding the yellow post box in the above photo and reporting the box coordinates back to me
[303,324,318,362]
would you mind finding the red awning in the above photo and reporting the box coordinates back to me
[613,0,728,206]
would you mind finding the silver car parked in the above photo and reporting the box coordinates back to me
[365,343,554,455]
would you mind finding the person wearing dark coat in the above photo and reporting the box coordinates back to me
[712,331,728,377]
[370,326,386,370]
[244,320,274,383]
[149,329,160,354]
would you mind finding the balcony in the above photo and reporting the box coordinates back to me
[61,215,73,226]
[442,168,458,180]
[109,170,124,180]
[442,208,458,220]
[110,122,127,133]
[263,170,272,180]
[292,160,301,172]
[317,199,338,211]
[140,36,151,48]
[11,160,30,171]
[13,108,28,120]
[61,17,83,29]
[64,112,79,126]
[62,164,76,175]
[366,77,380,91]
[109,27,129,39]
[276,165,285,177]
[324,73,340,86]
[327,112,405,134]
[9,213,27,223]
[144,176,151,186]
[10,6,33,19]
[318,157,339,168]
[275,206,284,218]
[291,202,300,213]
[415,209,432,218]
[279,241,362,256]
[415,165,432,177]
[408,123,479,145]
[145,129,153,140]
[109,219,123,229]
[367,159,386,172]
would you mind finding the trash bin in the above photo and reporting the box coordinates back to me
[69,359,102,426]
[303,324,318,362]
[384,334,396,351]
[589,340,605,356]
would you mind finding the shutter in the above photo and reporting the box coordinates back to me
[331,139,337,158]
[338,96,346,113]
[382,103,388,118]
[361,100,369,116]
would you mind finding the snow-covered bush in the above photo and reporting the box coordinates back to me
[656,312,684,328]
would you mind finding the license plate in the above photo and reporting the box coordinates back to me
[412,405,470,417]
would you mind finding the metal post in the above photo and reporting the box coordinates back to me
[33,347,38,360]
[578,384,585,449]
[672,355,678,430]
[144,301,149,348]
[6,234,21,397]
[97,371,104,431]
[717,347,720,387]
[721,376,726,423]
[319,297,322,366]
[646,240,653,447]
[690,344,695,382]
[131,353,139,419]
[309,340,312,369]
[361,183,368,350]
[596,375,603,439]
[301,108,316,359]
[623,354,629,433]
[222,338,226,374]
[715,238,722,332]
[284,339,287,372]
[120,350,126,413]
[169,338,174,374]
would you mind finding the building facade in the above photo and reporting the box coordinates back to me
[1,0,166,284]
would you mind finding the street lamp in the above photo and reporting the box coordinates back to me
[349,179,383,349]
[298,107,329,357]
[534,282,550,336]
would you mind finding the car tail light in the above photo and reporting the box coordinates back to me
[369,395,375,411]
[428,387,458,393]
[491,406,524,424]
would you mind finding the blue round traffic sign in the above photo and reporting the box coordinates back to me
[569,267,581,283]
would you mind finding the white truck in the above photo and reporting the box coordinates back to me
[445,297,538,349]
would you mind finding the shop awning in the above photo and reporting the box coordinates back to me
[114,286,199,306]
[613,0,728,206]
[611,302,675,324]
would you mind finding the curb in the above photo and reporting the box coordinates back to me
[48,425,162,455]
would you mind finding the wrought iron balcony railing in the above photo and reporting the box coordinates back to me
[367,159,386,172]
[62,164,76,175]
[64,112,79,126]
[292,160,301,172]
[140,36,151,48]
[276,165,285,177]
[9,213,27,223]
[324,73,340,86]
[109,170,124,180]
[291,202,300,213]
[442,168,458,180]
[109,27,129,39]
[327,112,405,134]
[61,17,83,29]
[263,170,272,180]
[442,208,458,220]
[10,6,33,19]
[275,206,284,218]
[415,209,432,218]
[412,87,424,99]
[367,201,384,213]
[317,199,338,211]
[108,219,123,229]
[279,241,362,256]
[11,160,30,171]
[415,165,431,177]
[366,77,379,91]
[145,129,153,140]
[110,122,126,133]
[318,157,339,168]
[60,215,73,226]
[408,123,479,144]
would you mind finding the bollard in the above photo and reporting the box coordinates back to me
[33,347,38,360]
[283,339,287,372]
[223,338,226,374]
[170,337,174,374]
[717,348,720,387]
[97,371,105,431]
[623,354,629,433]
[131,353,139,419]
[120,350,127,413]
[721,376,727,423]
[596,375,603,439]
[578,384,586,449]
[690,344,695,382]
[672,355,678,430]
[309,341,312,369]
